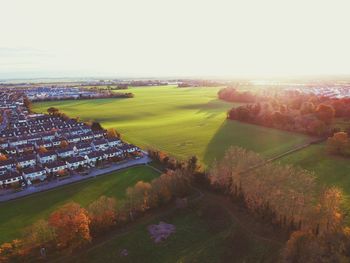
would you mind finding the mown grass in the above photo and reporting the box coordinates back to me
[0,166,159,243]
[33,85,311,166]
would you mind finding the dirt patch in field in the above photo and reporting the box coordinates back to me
[148,221,176,243]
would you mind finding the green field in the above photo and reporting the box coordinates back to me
[0,166,159,243]
[33,86,311,166]
[66,196,281,263]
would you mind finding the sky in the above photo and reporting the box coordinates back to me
[1,0,350,79]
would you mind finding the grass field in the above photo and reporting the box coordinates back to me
[33,86,311,166]
[0,166,159,243]
[66,196,281,263]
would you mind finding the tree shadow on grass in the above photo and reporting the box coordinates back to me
[176,99,233,120]
[203,119,307,166]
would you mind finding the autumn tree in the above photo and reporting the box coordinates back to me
[282,231,321,263]
[0,154,8,161]
[47,107,59,116]
[327,132,350,156]
[0,240,24,262]
[22,219,56,253]
[91,122,103,131]
[106,128,120,139]
[316,187,343,235]
[315,104,335,125]
[38,146,48,154]
[60,140,69,149]
[48,202,91,252]
[127,181,153,212]
[88,196,117,235]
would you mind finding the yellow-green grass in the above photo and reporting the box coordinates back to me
[279,143,350,223]
[0,166,159,243]
[33,86,311,166]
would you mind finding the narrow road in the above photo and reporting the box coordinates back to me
[0,156,152,202]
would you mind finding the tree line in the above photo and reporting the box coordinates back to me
[0,156,201,262]
[220,88,346,136]
[207,146,350,262]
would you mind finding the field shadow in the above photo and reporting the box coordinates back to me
[176,99,231,119]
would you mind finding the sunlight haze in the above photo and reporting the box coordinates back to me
[1,0,350,79]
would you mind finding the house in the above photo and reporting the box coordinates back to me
[65,134,81,144]
[69,127,83,135]
[103,148,123,159]
[92,130,105,139]
[35,140,53,149]
[4,147,17,155]
[56,146,75,158]
[80,132,94,141]
[17,154,37,168]
[103,148,117,159]
[37,151,57,164]
[0,159,16,170]
[41,131,56,141]
[0,172,23,186]
[16,143,35,154]
[120,144,139,154]
[85,151,105,166]
[51,138,62,147]
[22,166,47,182]
[74,142,92,155]
[26,135,42,143]
[45,160,67,174]
[0,140,8,148]
[107,138,122,147]
[66,156,88,170]
[80,125,92,134]
[91,139,109,151]
[9,137,28,147]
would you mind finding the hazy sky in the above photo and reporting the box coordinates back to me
[1,0,350,79]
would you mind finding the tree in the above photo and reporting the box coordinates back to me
[327,132,350,156]
[315,104,335,125]
[60,140,69,149]
[22,219,56,252]
[307,119,327,136]
[23,96,32,112]
[47,107,59,116]
[317,187,343,234]
[88,196,117,235]
[300,102,315,115]
[0,154,8,161]
[48,202,91,252]
[282,231,321,263]
[106,128,120,139]
[127,181,153,212]
[38,146,48,154]
[91,122,103,131]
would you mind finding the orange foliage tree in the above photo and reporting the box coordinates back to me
[327,132,350,156]
[0,154,8,161]
[48,202,91,252]
[87,196,117,235]
[315,104,335,125]
[38,146,48,154]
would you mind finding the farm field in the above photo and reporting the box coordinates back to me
[65,194,282,263]
[33,86,311,166]
[0,166,159,243]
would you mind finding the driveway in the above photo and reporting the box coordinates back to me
[0,155,152,202]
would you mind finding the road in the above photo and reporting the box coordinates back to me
[0,155,152,202]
